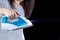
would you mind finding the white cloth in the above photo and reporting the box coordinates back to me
[0,0,25,40]
[0,0,11,8]
[15,5,25,17]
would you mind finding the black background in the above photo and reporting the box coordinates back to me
[24,0,41,40]
[24,0,60,40]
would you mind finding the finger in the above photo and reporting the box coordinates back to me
[10,15,13,19]
[9,16,12,19]
[12,14,14,19]
[15,13,19,19]
[12,13,15,19]
[14,13,15,19]
[16,12,20,16]
[13,13,17,19]
[14,12,18,18]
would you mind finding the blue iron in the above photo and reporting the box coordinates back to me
[1,16,32,31]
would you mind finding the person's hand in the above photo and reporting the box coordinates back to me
[3,8,19,19]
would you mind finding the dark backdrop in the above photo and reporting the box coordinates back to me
[24,0,60,40]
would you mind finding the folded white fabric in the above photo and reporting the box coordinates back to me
[1,16,33,31]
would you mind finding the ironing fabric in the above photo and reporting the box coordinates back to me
[0,0,34,40]
[1,16,32,30]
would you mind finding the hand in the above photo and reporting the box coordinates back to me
[3,8,20,19]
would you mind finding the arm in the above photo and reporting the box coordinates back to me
[0,8,19,19]
[0,8,7,14]
[0,8,11,14]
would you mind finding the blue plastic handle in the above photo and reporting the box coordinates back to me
[2,16,8,23]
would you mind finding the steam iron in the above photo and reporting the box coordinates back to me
[1,16,33,31]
